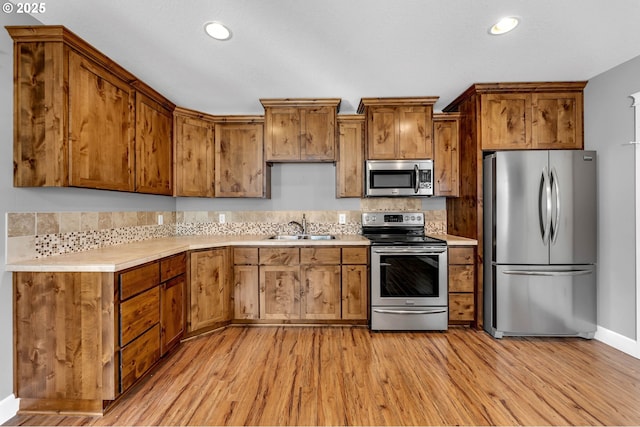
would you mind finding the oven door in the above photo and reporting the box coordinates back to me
[371,246,448,307]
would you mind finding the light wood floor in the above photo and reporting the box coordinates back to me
[5,326,640,426]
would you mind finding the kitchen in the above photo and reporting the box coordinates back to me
[2,1,640,425]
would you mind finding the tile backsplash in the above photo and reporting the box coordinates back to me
[6,203,446,263]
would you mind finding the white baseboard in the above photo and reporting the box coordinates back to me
[0,394,18,424]
[595,325,640,359]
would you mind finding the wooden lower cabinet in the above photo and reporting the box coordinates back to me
[260,265,302,320]
[448,246,476,326]
[236,246,368,322]
[188,248,232,334]
[12,252,187,415]
[301,265,341,319]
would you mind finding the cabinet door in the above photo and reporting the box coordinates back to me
[301,106,336,161]
[174,114,215,197]
[397,106,433,159]
[121,324,160,392]
[367,106,397,159]
[301,265,340,320]
[233,265,259,319]
[341,264,368,320]
[68,51,134,191]
[161,274,185,355]
[188,248,231,332]
[264,108,300,161]
[259,266,301,319]
[433,116,460,197]
[336,117,364,198]
[532,92,583,149]
[215,123,266,197]
[135,93,173,195]
[481,93,531,150]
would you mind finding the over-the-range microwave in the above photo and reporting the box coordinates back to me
[365,159,434,197]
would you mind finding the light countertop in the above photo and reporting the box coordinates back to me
[6,233,477,273]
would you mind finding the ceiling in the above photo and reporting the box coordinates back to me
[16,0,640,114]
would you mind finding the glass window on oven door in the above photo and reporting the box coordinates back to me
[380,253,441,298]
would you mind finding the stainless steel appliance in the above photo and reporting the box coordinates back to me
[483,150,597,339]
[365,159,433,197]
[362,212,448,331]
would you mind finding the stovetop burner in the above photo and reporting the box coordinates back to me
[361,211,447,247]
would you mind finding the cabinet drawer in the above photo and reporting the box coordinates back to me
[234,248,259,265]
[342,247,368,264]
[449,265,474,293]
[120,262,160,300]
[160,252,186,282]
[120,287,160,346]
[300,247,341,265]
[259,248,299,265]
[449,247,474,265]
[449,293,474,321]
[121,323,160,392]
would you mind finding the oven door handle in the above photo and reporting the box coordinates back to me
[373,308,447,315]
[374,248,446,254]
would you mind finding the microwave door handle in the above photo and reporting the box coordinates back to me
[414,164,420,193]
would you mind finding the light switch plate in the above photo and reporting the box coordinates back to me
[338,213,346,224]
[219,213,226,224]
[157,214,163,225]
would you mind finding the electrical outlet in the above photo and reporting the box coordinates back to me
[338,213,346,225]
[219,213,226,224]
[157,214,164,225]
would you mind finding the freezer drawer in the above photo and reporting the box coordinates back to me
[487,264,596,338]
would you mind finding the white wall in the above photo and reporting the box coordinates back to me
[584,55,640,340]
[0,13,176,415]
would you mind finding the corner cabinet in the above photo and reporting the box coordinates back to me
[8,25,175,194]
[173,108,216,197]
[261,98,341,162]
[357,97,438,160]
[173,109,270,198]
[187,248,232,335]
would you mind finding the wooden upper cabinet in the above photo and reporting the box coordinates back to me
[444,82,587,150]
[135,93,173,195]
[8,26,175,194]
[336,115,365,198]
[215,118,269,198]
[173,108,215,197]
[532,92,583,149]
[68,50,135,191]
[358,97,438,160]
[480,93,531,150]
[261,98,341,162]
[433,113,460,197]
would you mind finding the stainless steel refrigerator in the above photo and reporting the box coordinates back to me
[483,150,597,339]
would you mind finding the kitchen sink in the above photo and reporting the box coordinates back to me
[267,234,336,240]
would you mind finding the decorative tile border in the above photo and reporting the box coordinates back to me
[6,207,446,263]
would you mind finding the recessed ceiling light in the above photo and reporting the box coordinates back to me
[489,16,520,35]
[204,21,232,41]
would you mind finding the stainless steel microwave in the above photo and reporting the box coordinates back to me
[365,159,434,197]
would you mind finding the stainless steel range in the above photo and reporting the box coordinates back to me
[362,212,448,331]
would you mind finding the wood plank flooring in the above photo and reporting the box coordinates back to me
[5,326,640,426]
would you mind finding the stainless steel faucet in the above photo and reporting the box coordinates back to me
[288,214,307,235]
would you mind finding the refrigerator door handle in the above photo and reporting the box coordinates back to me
[550,167,561,243]
[502,269,593,277]
[539,167,552,244]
